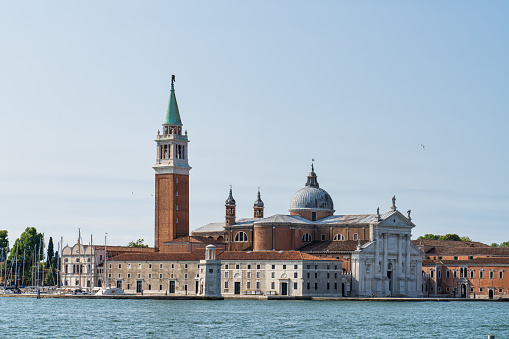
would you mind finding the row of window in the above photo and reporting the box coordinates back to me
[430,269,504,279]
[232,232,359,243]
[111,272,197,280]
[430,286,505,294]
[109,263,189,270]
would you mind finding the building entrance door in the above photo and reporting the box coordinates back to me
[387,271,393,293]
[461,284,466,298]
[234,282,241,295]
[136,280,142,293]
[281,282,288,296]
[489,289,494,299]
[342,283,345,297]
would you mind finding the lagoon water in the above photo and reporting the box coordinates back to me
[1,298,508,338]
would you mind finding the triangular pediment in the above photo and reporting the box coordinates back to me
[378,210,415,227]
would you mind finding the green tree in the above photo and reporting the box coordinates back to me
[128,239,149,248]
[418,234,441,240]
[459,236,472,242]
[491,243,499,247]
[9,227,44,286]
[0,230,8,255]
[46,237,54,268]
[440,234,461,241]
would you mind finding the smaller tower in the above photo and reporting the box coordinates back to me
[253,189,264,218]
[225,187,236,227]
[198,245,221,297]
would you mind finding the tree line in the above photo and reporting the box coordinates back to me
[0,227,59,287]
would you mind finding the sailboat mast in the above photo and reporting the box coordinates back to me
[59,236,63,288]
[104,233,107,289]
[41,234,45,287]
[90,234,93,293]
[14,242,18,288]
[78,228,82,290]
[22,248,26,288]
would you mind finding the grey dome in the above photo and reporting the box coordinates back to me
[289,186,334,212]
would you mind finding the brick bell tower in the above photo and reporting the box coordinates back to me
[154,75,191,252]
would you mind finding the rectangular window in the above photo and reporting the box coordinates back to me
[294,273,298,278]
[225,282,229,289]
[272,265,275,270]
[108,273,112,278]
[353,233,358,240]
[247,282,251,289]
[118,264,122,269]
[480,270,484,279]
[430,270,434,278]
[479,287,483,292]
[256,272,261,279]
[321,234,326,241]
[128,264,131,269]
[160,264,163,269]
[138,274,141,279]
[236,264,240,269]
[256,264,260,270]
[185,274,188,279]
[185,264,188,269]
[453,270,457,278]
[247,264,251,269]
[454,256,458,260]
[159,285,163,291]
[469,256,474,260]
[499,271,503,279]
[283,265,286,270]
[438,286,441,292]
[118,274,121,279]
[314,282,318,290]
[271,272,275,278]
[208,269,212,274]
[159,273,163,279]
[225,264,229,269]
[314,272,318,279]
[446,287,450,292]
[256,282,260,289]
[138,264,142,269]
[490,271,494,279]
[127,274,131,279]
[307,272,310,279]
[470,287,474,292]
[169,281,175,293]
[109,264,112,269]
[438,270,442,278]
[446,270,450,278]
[148,274,152,279]
[307,282,310,290]
[247,272,251,278]
[294,265,298,269]
[499,288,503,293]
[224,271,229,278]
[271,282,275,289]
[470,270,474,279]
[327,283,330,290]
[171,264,174,269]
[294,283,298,290]
[149,264,152,269]
[170,273,174,279]
[307,264,310,270]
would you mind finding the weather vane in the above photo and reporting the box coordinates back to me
[171,74,175,87]
[311,158,315,171]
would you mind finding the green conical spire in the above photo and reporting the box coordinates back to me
[163,75,182,126]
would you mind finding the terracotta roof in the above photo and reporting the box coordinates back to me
[217,251,339,261]
[109,250,206,262]
[423,257,509,266]
[163,236,225,244]
[424,247,509,256]
[298,240,369,252]
[412,239,489,248]
[93,245,155,253]
[109,249,338,262]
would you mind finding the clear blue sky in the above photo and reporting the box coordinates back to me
[1,1,508,248]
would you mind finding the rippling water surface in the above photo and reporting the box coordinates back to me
[1,298,508,338]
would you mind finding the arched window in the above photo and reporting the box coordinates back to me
[302,233,312,242]
[234,232,248,242]
[333,234,345,241]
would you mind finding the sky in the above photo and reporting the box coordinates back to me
[0,1,508,249]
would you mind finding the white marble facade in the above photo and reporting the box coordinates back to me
[351,210,423,297]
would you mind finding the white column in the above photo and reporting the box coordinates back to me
[383,233,388,294]
[405,235,411,292]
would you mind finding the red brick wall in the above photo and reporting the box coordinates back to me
[154,173,189,252]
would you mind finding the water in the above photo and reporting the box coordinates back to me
[0,298,507,338]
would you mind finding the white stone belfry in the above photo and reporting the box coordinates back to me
[198,245,222,297]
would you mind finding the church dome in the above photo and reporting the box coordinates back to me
[289,166,334,212]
